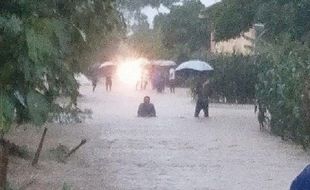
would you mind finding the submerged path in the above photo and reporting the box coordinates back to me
[9,81,308,189]
[73,81,309,190]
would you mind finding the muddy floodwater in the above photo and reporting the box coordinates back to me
[8,80,310,190]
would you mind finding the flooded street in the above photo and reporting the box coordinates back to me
[70,81,309,190]
[7,81,309,189]
[2,0,309,189]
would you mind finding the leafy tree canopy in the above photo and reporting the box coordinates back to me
[127,27,170,60]
[207,0,310,43]
[154,0,210,60]
[0,0,124,132]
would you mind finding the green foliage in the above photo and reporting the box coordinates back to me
[125,0,209,61]
[209,54,257,103]
[4,182,14,190]
[207,0,310,148]
[0,91,15,134]
[184,55,257,104]
[256,40,310,146]
[124,0,209,62]
[26,90,50,126]
[0,0,124,133]
[207,0,310,43]
[116,0,181,34]
[207,0,259,41]
[127,27,170,59]
[255,0,310,42]
[154,0,210,59]
[62,182,71,190]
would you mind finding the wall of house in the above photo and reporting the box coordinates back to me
[210,28,255,55]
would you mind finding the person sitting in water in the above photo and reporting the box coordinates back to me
[137,96,156,117]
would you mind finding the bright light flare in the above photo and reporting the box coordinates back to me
[117,59,143,84]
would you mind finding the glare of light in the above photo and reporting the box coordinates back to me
[117,59,143,84]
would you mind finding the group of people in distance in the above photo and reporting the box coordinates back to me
[91,63,177,94]
[92,75,112,92]
[137,78,211,118]
[148,66,176,93]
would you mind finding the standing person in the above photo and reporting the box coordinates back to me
[155,72,161,93]
[137,96,156,117]
[138,69,148,90]
[157,72,165,93]
[91,77,98,92]
[194,79,211,117]
[150,66,156,90]
[88,67,98,92]
[142,69,149,90]
[169,68,176,93]
[105,75,112,91]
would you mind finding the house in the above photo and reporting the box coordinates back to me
[210,28,255,55]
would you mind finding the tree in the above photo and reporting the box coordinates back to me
[206,0,260,41]
[154,0,210,61]
[255,40,310,146]
[0,0,124,187]
[209,54,257,104]
[206,0,310,43]
[127,27,170,60]
[116,0,181,33]
[206,0,310,147]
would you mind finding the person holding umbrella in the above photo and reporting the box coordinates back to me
[175,60,214,117]
[194,79,211,117]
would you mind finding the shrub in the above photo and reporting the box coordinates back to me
[209,54,257,104]
[256,40,310,147]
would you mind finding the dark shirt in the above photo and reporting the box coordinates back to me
[137,103,156,117]
[106,76,112,84]
[196,83,204,100]
[290,164,310,190]
[195,82,211,102]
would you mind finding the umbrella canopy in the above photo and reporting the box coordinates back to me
[176,60,213,72]
[99,61,116,68]
[152,60,176,67]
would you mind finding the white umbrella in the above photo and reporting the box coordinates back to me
[99,61,116,69]
[176,60,213,71]
[152,60,176,67]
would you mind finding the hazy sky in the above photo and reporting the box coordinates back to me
[201,0,220,7]
[142,0,220,27]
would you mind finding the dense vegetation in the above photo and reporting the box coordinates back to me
[0,0,124,187]
[126,0,210,63]
[256,40,310,147]
[125,0,257,105]
[207,0,310,147]
[127,0,310,147]
[0,0,124,129]
[1,0,309,187]
[209,55,257,104]
[207,0,310,43]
